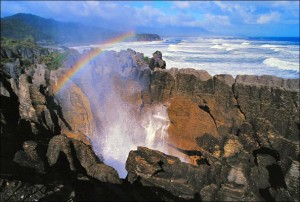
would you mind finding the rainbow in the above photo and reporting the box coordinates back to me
[53,31,135,94]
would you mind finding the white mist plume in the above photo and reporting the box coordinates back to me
[142,105,170,148]
[68,49,171,178]
[100,103,170,177]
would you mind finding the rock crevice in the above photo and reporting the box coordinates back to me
[1,45,299,201]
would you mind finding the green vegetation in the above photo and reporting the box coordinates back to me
[2,14,161,45]
[1,36,38,49]
[1,37,38,67]
[1,13,118,44]
[143,56,150,63]
[1,37,67,70]
[41,51,68,70]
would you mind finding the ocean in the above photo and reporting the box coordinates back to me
[71,37,300,79]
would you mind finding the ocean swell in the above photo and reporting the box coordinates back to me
[263,57,299,71]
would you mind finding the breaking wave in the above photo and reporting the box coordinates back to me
[263,57,299,71]
[73,37,299,79]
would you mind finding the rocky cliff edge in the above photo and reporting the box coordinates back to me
[1,42,299,201]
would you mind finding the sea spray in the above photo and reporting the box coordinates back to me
[64,49,172,177]
[142,105,170,149]
[101,103,170,177]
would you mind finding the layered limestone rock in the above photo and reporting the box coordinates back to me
[47,135,121,184]
[49,48,299,201]
[142,68,299,201]
[234,76,299,141]
[126,146,207,199]
[147,68,298,151]
[1,42,124,201]
[50,69,96,144]
[126,142,296,201]
[1,43,299,201]
[126,146,260,201]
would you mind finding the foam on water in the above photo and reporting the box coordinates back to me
[263,57,299,71]
[68,37,299,178]
[211,44,224,50]
[71,37,299,79]
[241,42,250,45]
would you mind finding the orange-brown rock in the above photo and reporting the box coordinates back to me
[1,45,300,201]
[50,70,96,145]
[147,70,246,163]
[168,96,218,150]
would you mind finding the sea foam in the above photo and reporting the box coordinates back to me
[71,37,299,79]
[263,57,299,71]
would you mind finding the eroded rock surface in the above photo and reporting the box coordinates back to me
[126,146,295,201]
[47,135,121,184]
[149,51,166,70]
[1,43,299,201]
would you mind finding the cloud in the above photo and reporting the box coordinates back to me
[203,14,231,26]
[133,5,165,26]
[156,12,202,27]
[213,2,256,24]
[257,12,280,24]
[1,1,299,36]
[173,2,191,9]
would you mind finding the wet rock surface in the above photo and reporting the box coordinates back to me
[143,68,299,201]
[1,43,299,201]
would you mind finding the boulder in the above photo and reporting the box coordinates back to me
[149,51,166,70]
[126,146,262,201]
[13,141,45,174]
[126,146,210,199]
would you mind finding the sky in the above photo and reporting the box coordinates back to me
[1,1,299,37]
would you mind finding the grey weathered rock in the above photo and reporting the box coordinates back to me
[17,74,39,122]
[71,139,121,184]
[126,146,262,201]
[236,74,299,92]
[47,135,76,170]
[2,59,22,79]
[0,178,67,202]
[31,64,48,87]
[285,161,300,201]
[200,184,218,201]
[1,42,299,201]
[250,165,270,189]
[47,135,121,184]
[126,146,211,199]
[178,68,212,81]
[149,51,166,70]
[0,81,10,97]
[13,141,45,174]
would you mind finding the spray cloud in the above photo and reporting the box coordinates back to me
[63,48,170,177]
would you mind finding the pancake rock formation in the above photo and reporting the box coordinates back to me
[1,41,299,201]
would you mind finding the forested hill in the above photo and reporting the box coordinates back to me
[1,13,119,44]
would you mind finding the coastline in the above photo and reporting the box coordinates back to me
[69,36,299,79]
[1,40,299,201]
